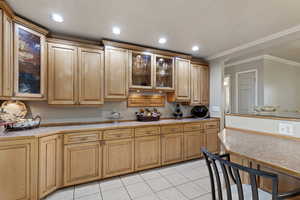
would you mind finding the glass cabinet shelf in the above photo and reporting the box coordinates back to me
[154,55,174,90]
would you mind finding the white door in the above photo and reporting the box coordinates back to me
[236,70,257,113]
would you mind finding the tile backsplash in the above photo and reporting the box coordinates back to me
[25,101,194,124]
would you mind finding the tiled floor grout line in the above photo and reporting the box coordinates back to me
[98,181,104,200]
[120,175,134,200]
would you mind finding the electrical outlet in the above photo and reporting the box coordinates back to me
[279,123,294,136]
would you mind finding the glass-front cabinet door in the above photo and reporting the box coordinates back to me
[154,55,174,90]
[14,24,46,98]
[129,51,154,89]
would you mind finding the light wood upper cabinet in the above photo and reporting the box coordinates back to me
[14,24,46,99]
[64,142,102,186]
[0,139,37,200]
[48,43,78,105]
[200,65,209,105]
[129,51,154,89]
[161,133,184,165]
[135,135,161,171]
[103,138,134,178]
[1,11,13,97]
[168,58,191,102]
[104,47,128,100]
[154,55,175,90]
[39,135,62,198]
[78,48,104,105]
[191,64,201,105]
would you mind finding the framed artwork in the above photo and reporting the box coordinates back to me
[14,24,46,98]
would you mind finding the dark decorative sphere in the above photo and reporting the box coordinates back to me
[191,106,209,118]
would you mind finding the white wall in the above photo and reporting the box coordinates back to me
[263,59,300,112]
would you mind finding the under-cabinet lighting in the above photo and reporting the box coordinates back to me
[51,13,64,23]
[112,26,121,35]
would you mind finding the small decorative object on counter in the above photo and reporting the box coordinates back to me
[136,108,161,121]
[173,104,183,119]
[0,100,42,132]
[109,112,121,123]
[191,105,209,119]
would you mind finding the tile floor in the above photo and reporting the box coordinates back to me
[44,159,216,200]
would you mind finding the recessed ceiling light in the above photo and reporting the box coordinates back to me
[112,26,121,35]
[159,38,167,44]
[51,13,64,23]
[192,46,199,51]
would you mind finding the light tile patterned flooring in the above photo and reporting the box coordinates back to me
[44,159,214,200]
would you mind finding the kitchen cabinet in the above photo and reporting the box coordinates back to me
[161,133,184,165]
[14,24,47,99]
[48,43,78,105]
[205,129,219,153]
[39,135,63,198]
[48,40,104,105]
[200,65,209,105]
[129,51,154,89]
[135,135,161,171]
[167,58,191,102]
[0,139,37,200]
[103,138,134,178]
[184,131,205,160]
[78,48,104,105]
[0,10,13,98]
[154,55,175,90]
[104,46,128,100]
[64,141,102,186]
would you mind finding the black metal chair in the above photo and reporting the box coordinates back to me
[201,148,300,200]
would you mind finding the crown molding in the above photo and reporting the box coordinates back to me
[225,55,300,67]
[208,24,300,61]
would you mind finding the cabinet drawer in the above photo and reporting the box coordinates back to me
[204,121,219,129]
[64,131,101,144]
[184,123,203,132]
[206,129,219,134]
[104,129,133,140]
[135,127,160,137]
[161,125,183,134]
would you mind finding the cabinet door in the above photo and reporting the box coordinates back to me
[39,135,63,198]
[191,64,201,105]
[154,55,174,90]
[104,47,128,100]
[14,24,46,99]
[79,48,104,105]
[48,43,77,104]
[64,142,102,186]
[103,139,134,178]
[184,131,204,160]
[1,12,13,97]
[200,65,209,105]
[175,58,191,101]
[0,10,3,97]
[206,129,219,153]
[0,139,37,200]
[129,51,154,89]
[161,133,183,165]
[135,135,161,171]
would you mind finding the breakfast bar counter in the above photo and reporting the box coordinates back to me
[220,128,300,178]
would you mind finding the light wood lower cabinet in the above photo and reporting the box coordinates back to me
[135,135,161,171]
[161,133,184,165]
[0,139,37,200]
[39,135,63,198]
[64,142,102,186]
[205,128,219,153]
[103,138,134,178]
[184,131,205,160]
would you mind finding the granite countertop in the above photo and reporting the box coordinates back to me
[220,128,300,178]
[0,118,217,139]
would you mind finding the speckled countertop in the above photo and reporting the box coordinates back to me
[0,118,218,139]
[220,128,300,178]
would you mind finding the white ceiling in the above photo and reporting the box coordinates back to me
[7,0,300,59]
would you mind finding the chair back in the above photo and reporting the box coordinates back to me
[201,148,279,200]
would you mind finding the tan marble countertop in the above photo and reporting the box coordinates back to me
[220,128,300,178]
[0,118,218,139]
